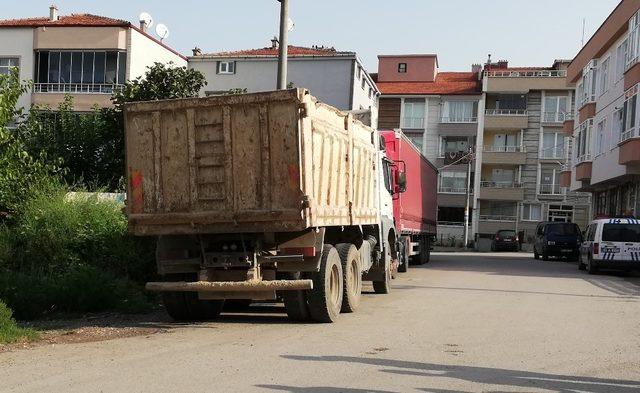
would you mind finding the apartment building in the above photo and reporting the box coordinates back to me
[567,0,640,219]
[0,6,187,112]
[375,54,482,242]
[188,42,379,127]
[473,59,591,245]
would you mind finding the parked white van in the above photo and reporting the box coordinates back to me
[579,218,640,274]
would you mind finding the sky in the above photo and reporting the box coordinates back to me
[6,0,621,72]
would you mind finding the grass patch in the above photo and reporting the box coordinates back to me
[0,300,38,344]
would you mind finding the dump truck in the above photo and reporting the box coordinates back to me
[380,130,438,272]
[124,89,402,323]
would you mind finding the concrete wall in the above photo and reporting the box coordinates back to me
[128,29,186,80]
[351,58,378,128]
[0,27,34,111]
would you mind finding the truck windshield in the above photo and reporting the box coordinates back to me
[546,224,578,236]
[602,224,640,242]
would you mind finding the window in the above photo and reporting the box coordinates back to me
[616,39,628,81]
[580,60,597,106]
[627,11,640,70]
[540,167,561,195]
[522,203,542,221]
[576,120,593,162]
[612,108,623,146]
[595,118,606,156]
[218,61,235,74]
[0,57,19,75]
[598,57,609,96]
[541,131,564,159]
[441,101,477,123]
[357,66,362,79]
[439,171,467,193]
[402,99,425,129]
[404,131,423,152]
[490,133,518,152]
[622,85,638,141]
[495,94,527,110]
[361,77,366,90]
[543,96,568,122]
[602,223,640,242]
[34,50,126,92]
[398,63,407,73]
[440,136,469,157]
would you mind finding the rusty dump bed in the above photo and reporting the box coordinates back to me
[125,89,379,236]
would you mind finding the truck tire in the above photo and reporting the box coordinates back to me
[161,274,225,321]
[397,238,409,273]
[307,245,343,323]
[372,256,391,294]
[416,236,430,265]
[280,272,311,322]
[336,243,362,313]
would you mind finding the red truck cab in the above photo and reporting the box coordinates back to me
[380,130,438,270]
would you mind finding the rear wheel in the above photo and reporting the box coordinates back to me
[307,245,343,323]
[397,238,409,273]
[534,248,539,260]
[587,255,599,275]
[280,272,311,322]
[336,243,362,313]
[373,256,391,294]
[578,254,586,270]
[542,249,549,261]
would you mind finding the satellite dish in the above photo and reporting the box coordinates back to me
[155,23,169,41]
[287,18,295,32]
[139,12,154,28]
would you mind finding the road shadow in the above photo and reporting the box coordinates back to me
[280,355,640,393]
[257,385,396,393]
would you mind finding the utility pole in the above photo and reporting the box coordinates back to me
[276,0,289,90]
[463,147,473,247]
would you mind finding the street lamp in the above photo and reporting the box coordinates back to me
[276,0,289,90]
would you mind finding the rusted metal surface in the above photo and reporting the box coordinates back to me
[145,279,313,292]
[125,89,379,236]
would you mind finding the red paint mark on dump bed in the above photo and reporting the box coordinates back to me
[130,169,144,213]
[287,164,300,190]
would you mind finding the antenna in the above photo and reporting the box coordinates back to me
[139,12,154,28]
[155,23,170,41]
[581,17,586,47]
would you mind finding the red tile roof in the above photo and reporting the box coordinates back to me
[201,45,354,57]
[0,14,130,27]
[377,72,481,95]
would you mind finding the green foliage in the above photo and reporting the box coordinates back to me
[0,300,38,344]
[0,67,60,217]
[0,190,155,320]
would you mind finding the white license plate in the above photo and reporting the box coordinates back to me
[603,247,620,253]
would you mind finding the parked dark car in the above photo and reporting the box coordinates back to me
[491,230,519,251]
[533,222,582,261]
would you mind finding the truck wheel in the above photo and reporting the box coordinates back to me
[397,239,409,273]
[307,245,343,323]
[587,256,599,275]
[336,243,362,313]
[161,274,224,321]
[280,272,311,322]
[416,237,430,265]
[372,257,391,294]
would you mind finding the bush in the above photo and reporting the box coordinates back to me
[0,300,38,343]
[0,190,155,320]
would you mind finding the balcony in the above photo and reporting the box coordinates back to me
[32,83,121,111]
[438,186,469,194]
[539,148,566,161]
[482,145,526,165]
[559,163,572,187]
[538,184,563,196]
[479,181,524,201]
[484,109,528,130]
[562,113,575,137]
[618,127,640,165]
[575,160,592,182]
[442,151,471,165]
[33,83,123,94]
[542,111,571,124]
[484,70,568,92]
[479,214,517,222]
[440,116,477,124]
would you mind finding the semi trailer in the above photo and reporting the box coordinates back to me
[380,130,438,272]
[124,89,403,323]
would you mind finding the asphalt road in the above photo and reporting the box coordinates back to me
[1,252,640,393]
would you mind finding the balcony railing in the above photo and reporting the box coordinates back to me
[621,127,638,143]
[539,184,562,195]
[437,221,472,227]
[438,186,469,194]
[479,214,517,222]
[402,117,425,129]
[540,148,565,159]
[543,111,572,123]
[440,116,477,123]
[480,181,523,189]
[33,83,124,94]
[483,145,526,153]
[484,70,567,78]
[576,153,592,164]
[485,109,528,116]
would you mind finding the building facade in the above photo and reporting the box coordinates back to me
[0,6,187,112]
[188,42,379,127]
[567,0,640,219]
[375,54,482,244]
[473,59,591,246]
